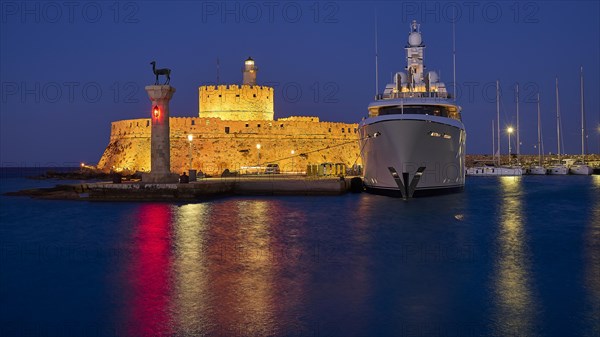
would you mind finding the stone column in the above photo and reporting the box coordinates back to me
[142,85,179,183]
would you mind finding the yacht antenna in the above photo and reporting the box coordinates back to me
[375,10,379,98]
[452,10,457,101]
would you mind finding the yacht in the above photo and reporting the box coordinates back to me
[570,66,593,175]
[467,163,523,176]
[547,161,569,175]
[548,78,568,175]
[359,20,466,198]
[570,161,593,175]
[529,94,547,175]
[528,165,547,175]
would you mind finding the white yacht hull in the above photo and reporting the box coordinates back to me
[570,165,593,175]
[547,165,568,175]
[528,166,547,175]
[467,166,523,176]
[359,115,466,196]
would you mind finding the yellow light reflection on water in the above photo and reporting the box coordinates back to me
[585,175,600,335]
[494,176,536,336]
[172,203,210,334]
[227,200,275,335]
[170,200,279,335]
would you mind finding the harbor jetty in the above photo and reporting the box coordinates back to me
[6,176,359,201]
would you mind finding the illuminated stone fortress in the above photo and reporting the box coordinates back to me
[97,58,361,175]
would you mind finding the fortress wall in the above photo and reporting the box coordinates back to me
[97,117,361,175]
[109,118,151,140]
[199,85,274,121]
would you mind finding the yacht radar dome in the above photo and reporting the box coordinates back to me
[408,20,422,46]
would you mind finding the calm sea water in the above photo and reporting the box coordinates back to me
[1,168,599,337]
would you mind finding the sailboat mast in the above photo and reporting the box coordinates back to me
[580,66,585,162]
[555,77,561,160]
[492,120,495,164]
[516,84,520,163]
[537,94,541,166]
[496,80,501,165]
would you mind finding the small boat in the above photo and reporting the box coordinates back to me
[467,166,523,176]
[467,161,523,176]
[547,161,568,175]
[528,165,547,175]
[570,161,593,175]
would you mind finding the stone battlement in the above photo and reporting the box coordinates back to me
[279,116,320,122]
[199,84,274,121]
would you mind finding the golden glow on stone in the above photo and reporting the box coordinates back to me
[198,85,274,121]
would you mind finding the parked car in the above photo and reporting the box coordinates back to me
[264,163,280,174]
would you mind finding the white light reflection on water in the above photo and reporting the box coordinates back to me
[585,176,600,336]
[493,176,537,336]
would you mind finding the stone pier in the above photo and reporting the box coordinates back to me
[142,85,179,183]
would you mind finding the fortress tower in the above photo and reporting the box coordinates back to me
[242,57,257,85]
[198,57,274,121]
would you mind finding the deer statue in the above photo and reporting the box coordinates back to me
[150,61,171,85]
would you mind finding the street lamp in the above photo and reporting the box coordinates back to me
[187,134,193,170]
[256,143,261,167]
[291,149,295,173]
[507,126,514,164]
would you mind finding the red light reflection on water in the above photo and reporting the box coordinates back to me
[128,203,173,337]
[121,199,316,336]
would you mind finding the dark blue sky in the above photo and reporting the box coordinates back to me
[1,1,599,166]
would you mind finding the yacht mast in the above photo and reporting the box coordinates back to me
[516,84,520,163]
[492,120,495,164]
[496,80,501,165]
[580,66,586,162]
[555,77,561,160]
[537,94,542,166]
